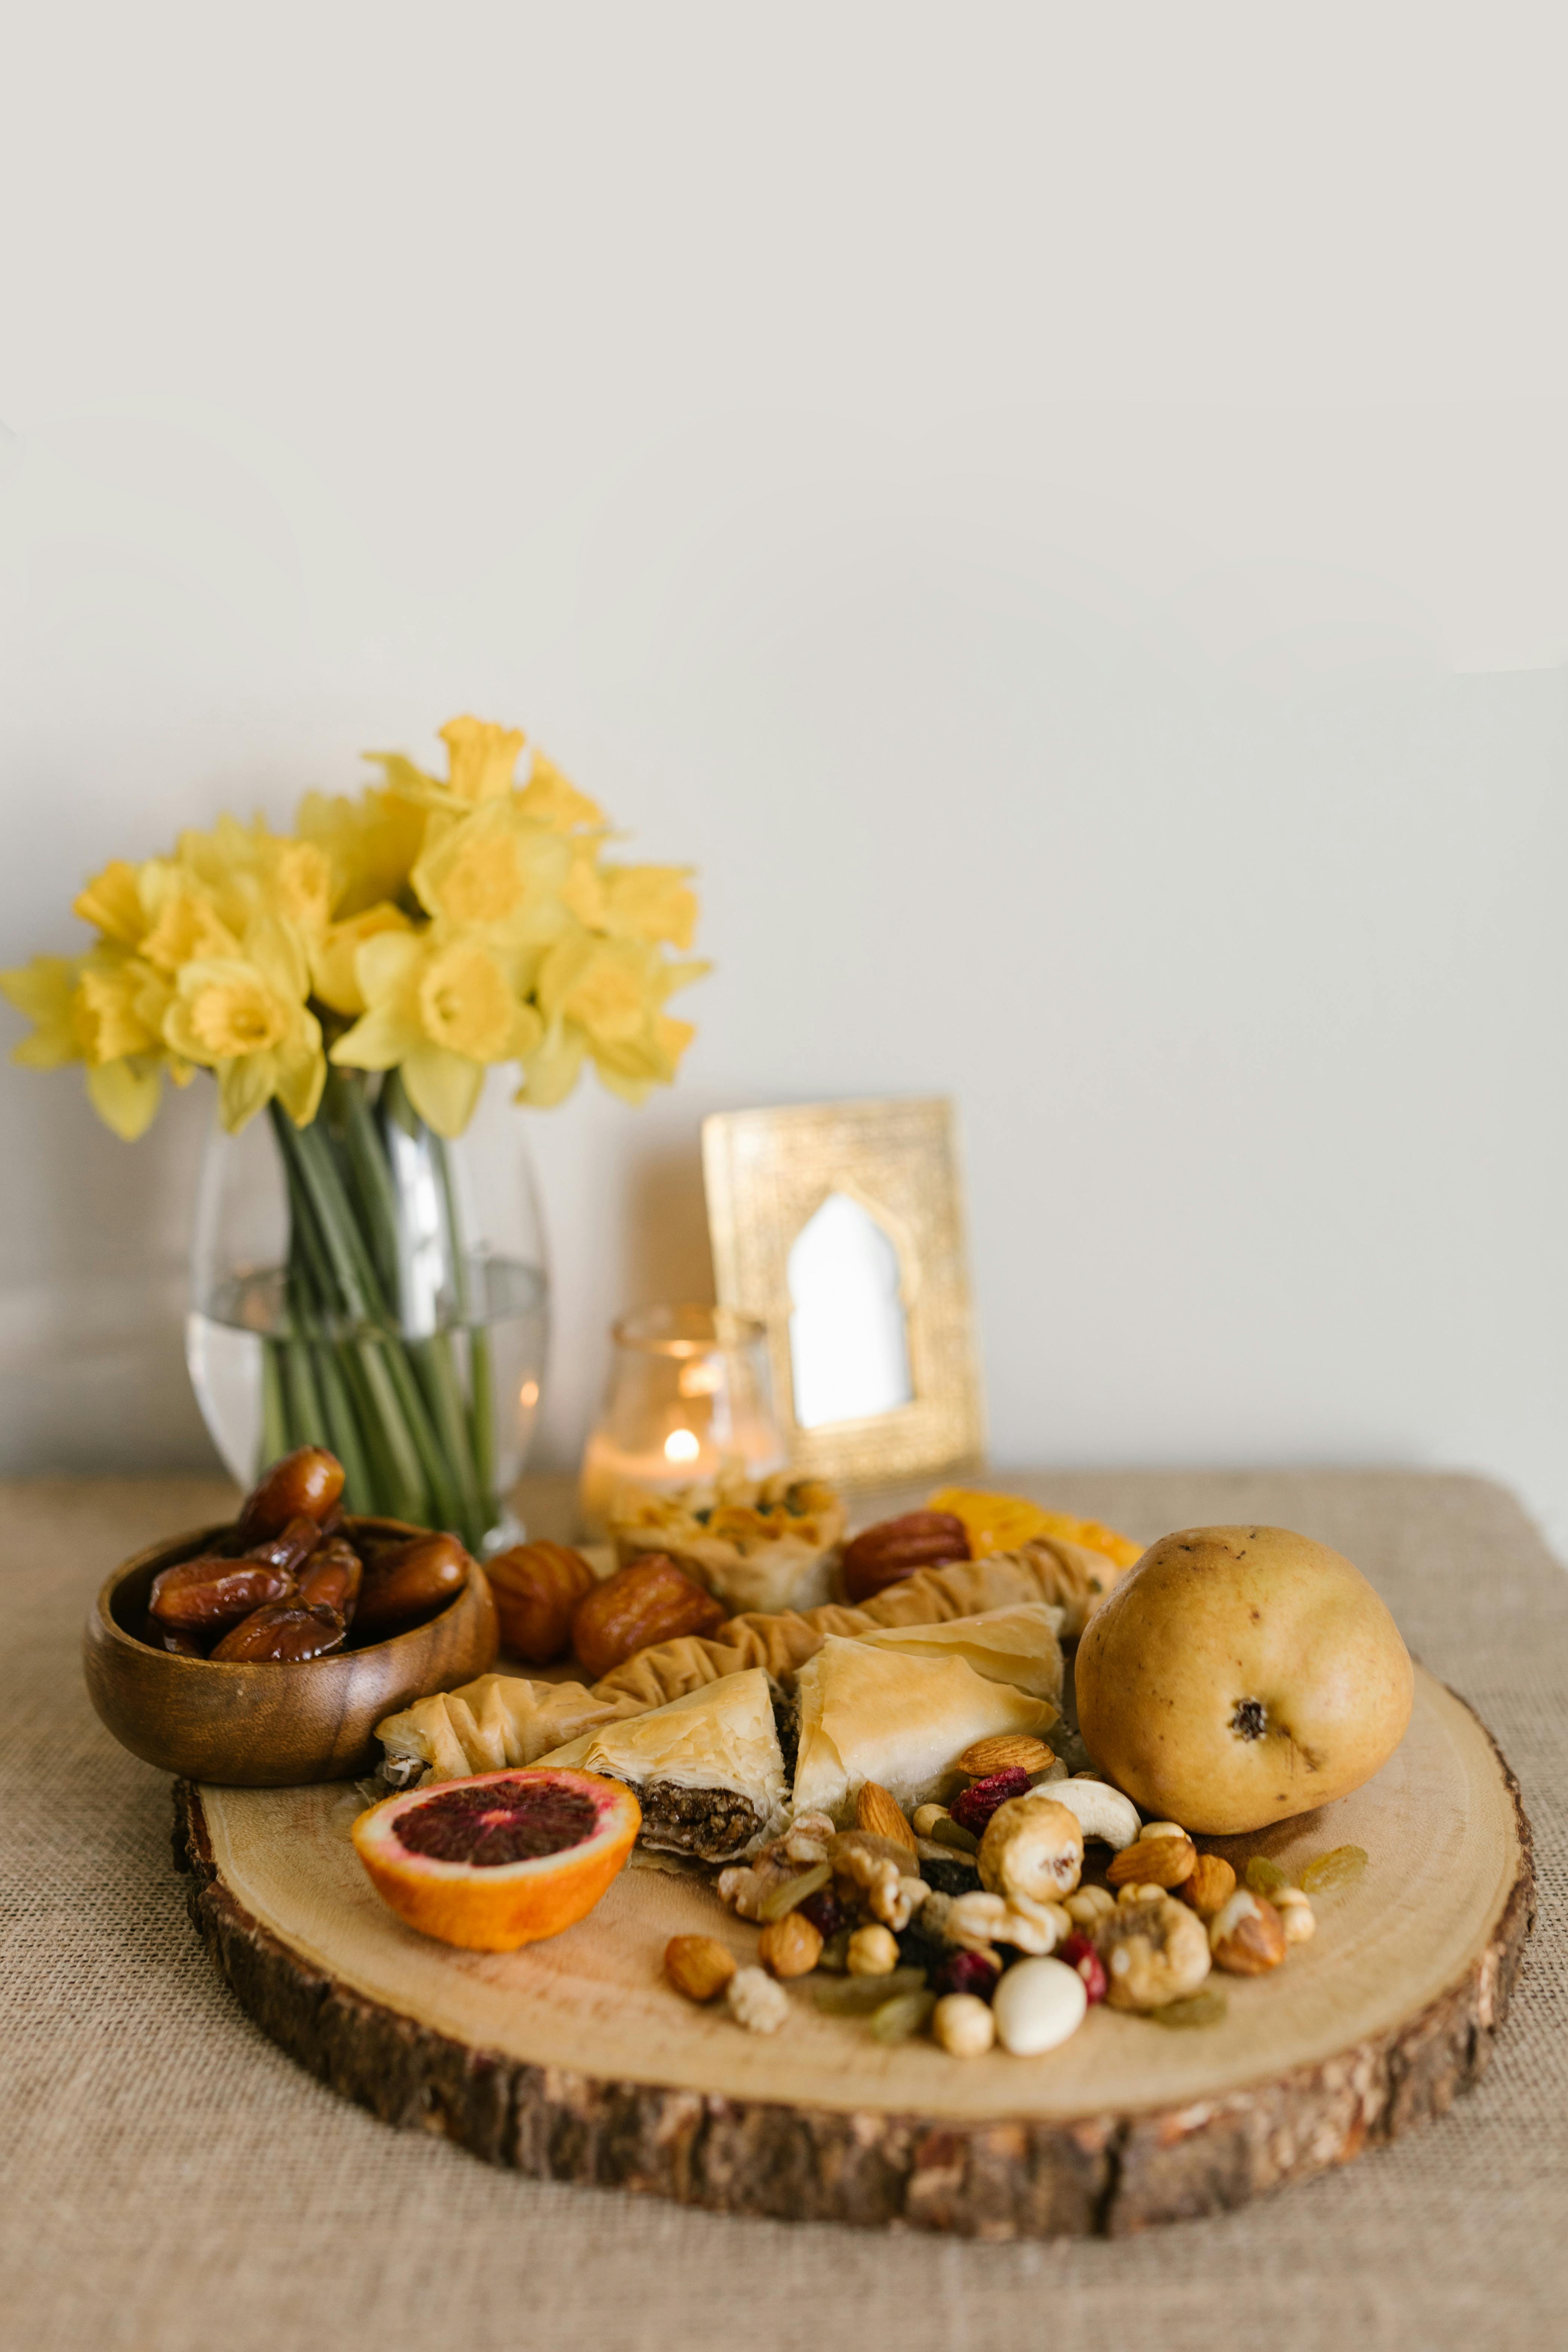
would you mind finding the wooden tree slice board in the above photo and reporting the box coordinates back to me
[175,1665,1532,2238]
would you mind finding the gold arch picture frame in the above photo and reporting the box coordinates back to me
[701,1095,985,1487]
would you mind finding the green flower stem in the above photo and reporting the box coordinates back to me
[466,1323,495,1509]
[409,1332,486,1553]
[281,1329,329,1450]
[261,1338,289,1466]
[311,1338,378,1517]
[429,1095,498,1536]
[332,1071,403,1303]
[264,1086,500,1551]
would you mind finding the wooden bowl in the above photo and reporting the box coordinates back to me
[83,1517,499,1786]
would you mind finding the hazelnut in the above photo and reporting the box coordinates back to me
[757,1911,824,1979]
[1274,1886,1316,1944]
[932,1992,995,2057]
[664,1934,737,2003]
[1209,1889,1288,1975]
[846,1924,901,1976]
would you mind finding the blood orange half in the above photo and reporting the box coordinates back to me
[353,1768,641,1951]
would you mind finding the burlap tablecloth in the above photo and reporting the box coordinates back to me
[5,1467,1564,2351]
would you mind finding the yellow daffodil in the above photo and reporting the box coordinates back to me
[73,860,148,950]
[3,712,704,1142]
[296,783,428,919]
[520,932,705,1106]
[177,815,334,940]
[1,953,88,1068]
[516,748,605,831]
[135,862,243,974]
[163,917,325,1132]
[411,798,571,947]
[330,928,544,1137]
[599,861,700,949]
[365,715,527,814]
[310,903,414,1017]
[0,950,170,1139]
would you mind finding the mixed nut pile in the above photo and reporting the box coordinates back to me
[662,1732,1366,2055]
[143,1445,473,1661]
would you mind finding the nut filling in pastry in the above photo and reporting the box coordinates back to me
[636,1778,763,1861]
[770,1684,801,1781]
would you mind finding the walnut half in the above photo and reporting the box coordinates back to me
[1096,1893,1212,2011]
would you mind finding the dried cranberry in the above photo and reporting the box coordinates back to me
[1059,1930,1107,2004]
[949,1767,1032,1838]
[797,1885,845,1940]
[933,1949,1001,2002]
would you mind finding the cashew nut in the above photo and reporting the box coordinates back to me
[979,1794,1085,1905]
[1040,1777,1141,1851]
[1096,1893,1212,2011]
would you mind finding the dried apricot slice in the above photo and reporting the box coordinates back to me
[353,1767,640,1950]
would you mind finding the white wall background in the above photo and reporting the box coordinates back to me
[3,5,1566,1550]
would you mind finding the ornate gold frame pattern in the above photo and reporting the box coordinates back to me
[701,1095,985,1486]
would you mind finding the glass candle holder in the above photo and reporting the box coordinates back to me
[578,1303,787,1537]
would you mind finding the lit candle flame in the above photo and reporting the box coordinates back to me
[664,1428,700,1465]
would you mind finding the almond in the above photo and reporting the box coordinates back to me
[664,1934,737,2003]
[1107,1832,1198,1890]
[855,1781,917,1852]
[757,1911,824,1979]
[954,1734,1055,1779]
[1180,1853,1237,1918]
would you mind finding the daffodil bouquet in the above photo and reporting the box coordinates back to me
[1,717,705,1549]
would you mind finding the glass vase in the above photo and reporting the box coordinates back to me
[185,1067,549,1555]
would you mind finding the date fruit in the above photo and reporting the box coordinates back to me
[235,1446,346,1545]
[149,1555,297,1632]
[571,1554,726,1680]
[486,1540,597,1664]
[243,1514,325,1578]
[211,1603,347,1662]
[353,1531,471,1638]
[842,1510,971,1605]
[295,1537,363,1623]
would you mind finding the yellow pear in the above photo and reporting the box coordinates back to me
[1075,1525,1413,1834]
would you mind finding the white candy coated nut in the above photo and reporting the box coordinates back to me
[991,1956,1089,2056]
[1042,1779,1141,1852]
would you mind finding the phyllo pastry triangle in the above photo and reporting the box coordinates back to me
[791,1635,1056,1824]
[852,1602,1064,1708]
[538,1667,787,1861]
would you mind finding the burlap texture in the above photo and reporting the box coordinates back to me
[4,1468,1563,2351]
